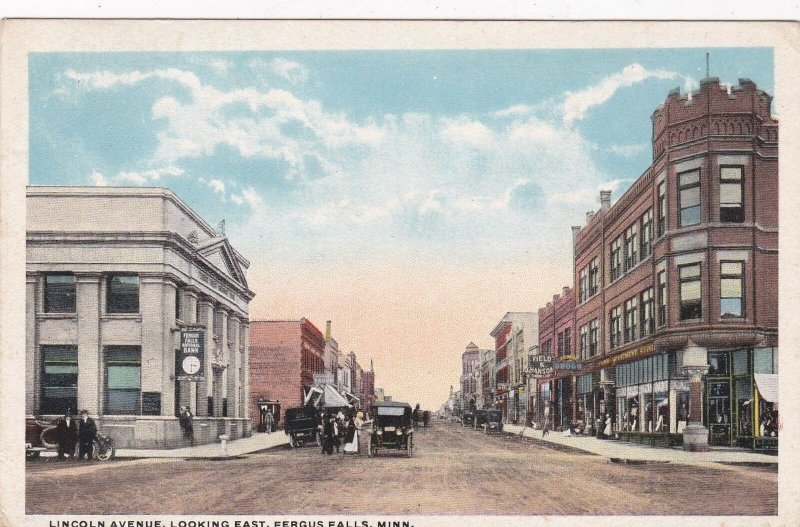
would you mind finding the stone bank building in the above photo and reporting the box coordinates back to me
[26,186,255,448]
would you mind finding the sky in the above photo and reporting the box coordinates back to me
[28,48,774,410]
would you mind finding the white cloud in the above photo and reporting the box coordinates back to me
[115,166,184,185]
[208,179,226,193]
[209,59,231,75]
[609,143,648,157]
[248,58,309,85]
[231,186,263,209]
[440,118,494,149]
[89,170,108,186]
[562,63,678,125]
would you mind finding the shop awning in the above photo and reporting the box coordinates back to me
[303,386,323,406]
[323,384,351,408]
[754,374,778,403]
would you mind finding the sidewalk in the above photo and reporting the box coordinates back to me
[41,431,289,460]
[502,424,777,466]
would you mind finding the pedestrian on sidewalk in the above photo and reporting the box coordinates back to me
[55,411,78,461]
[343,416,358,454]
[265,410,274,434]
[322,411,335,455]
[77,410,97,460]
[541,421,550,437]
[179,406,195,446]
[353,411,364,454]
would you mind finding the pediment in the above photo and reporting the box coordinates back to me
[197,236,248,288]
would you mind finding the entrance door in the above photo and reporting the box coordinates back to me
[707,380,731,445]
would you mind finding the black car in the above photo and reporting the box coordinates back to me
[461,411,475,427]
[284,407,321,448]
[475,409,503,434]
[367,401,414,457]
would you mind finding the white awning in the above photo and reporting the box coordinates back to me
[754,374,778,403]
[303,386,323,406]
[323,384,350,408]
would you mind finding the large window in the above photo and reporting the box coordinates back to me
[657,270,667,326]
[720,261,744,318]
[679,263,702,320]
[610,237,622,282]
[589,319,599,356]
[657,181,666,236]
[589,257,600,296]
[720,166,744,223]
[609,306,622,349]
[41,345,78,415]
[557,332,564,356]
[44,274,76,313]
[624,296,638,343]
[624,224,638,272]
[641,287,654,337]
[563,328,571,357]
[105,346,141,415]
[579,324,589,360]
[678,169,701,227]
[640,209,653,259]
[106,274,140,314]
[579,266,589,303]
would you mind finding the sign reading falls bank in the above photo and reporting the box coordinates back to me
[177,328,205,380]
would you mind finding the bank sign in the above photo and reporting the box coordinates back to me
[177,328,205,380]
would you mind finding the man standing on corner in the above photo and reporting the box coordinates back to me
[55,411,78,460]
[77,409,97,460]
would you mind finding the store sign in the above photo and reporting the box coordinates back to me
[596,343,655,368]
[313,373,334,385]
[177,328,205,380]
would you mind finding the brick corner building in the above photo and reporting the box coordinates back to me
[572,77,778,451]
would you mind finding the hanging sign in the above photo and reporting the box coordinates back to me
[177,328,205,380]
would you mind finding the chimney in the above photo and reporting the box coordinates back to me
[325,320,332,341]
[562,286,570,297]
[600,190,612,212]
[586,211,594,223]
[553,294,560,304]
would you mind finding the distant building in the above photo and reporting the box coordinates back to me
[248,319,325,430]
[26,186,254,448]
[460,342,480,412]
[536,286,576,431]
[490,312,537,423]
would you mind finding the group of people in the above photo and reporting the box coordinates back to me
[54,409,98,461]
[319,409,365,455]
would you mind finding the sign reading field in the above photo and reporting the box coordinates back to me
[177,328,205,380]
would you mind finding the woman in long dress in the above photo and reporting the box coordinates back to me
[343,416,358,454]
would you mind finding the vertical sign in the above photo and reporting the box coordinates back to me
[177,328,205,380]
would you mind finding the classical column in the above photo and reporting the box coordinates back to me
[214,306,229,417]
[180,287,199,412]
[140,275,166,412]
[240,321,250,420]
[75,273,102,415]
[227,314,241,418]
[25,272,40,415]
[682,342,710,452]
[196,298,215,417]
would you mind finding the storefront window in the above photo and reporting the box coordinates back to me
[654,390,669,433]
[754,347,776,374]
[759,400,778,438]
[626,389,639,432]
[708,352,729,375]
[736,377,753,437]
[616,395,626,432]
[642,387,653,432]
[676,390,690,433]
[733,349,749,375]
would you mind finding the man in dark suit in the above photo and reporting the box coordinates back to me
[55,411,78,460]
[77,409,97,460]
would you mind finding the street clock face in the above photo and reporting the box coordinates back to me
[182,355,201,375]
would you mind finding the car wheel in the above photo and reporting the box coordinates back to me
[40,426,58,449]
[95,443,114,461]
[26,451,40,460]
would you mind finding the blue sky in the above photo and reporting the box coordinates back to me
[28,48,774,407]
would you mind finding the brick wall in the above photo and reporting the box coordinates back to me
[249,321,303,428]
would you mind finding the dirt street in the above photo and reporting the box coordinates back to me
[26,421,777,515]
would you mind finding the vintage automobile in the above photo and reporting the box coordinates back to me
[461,410,475,427]
[284,406,321,448]
[475,409,503,434]
[26,416,115,460]
[367,401,414,457]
